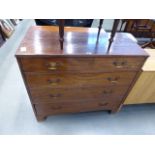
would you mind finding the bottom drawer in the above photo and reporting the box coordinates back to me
[35,99,120,115]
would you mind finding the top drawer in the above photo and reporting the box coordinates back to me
[19,57,145,73]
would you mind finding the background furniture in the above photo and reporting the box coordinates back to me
[124,49,155,104]
[58,19,120,50]
[120,19,155,48]
[0,19,21,47]
[35,19,120,50]
[35,19,94,27]
[16,26,147,121]
[0,24,6,47]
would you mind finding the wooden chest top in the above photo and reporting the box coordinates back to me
[16,26,148,57]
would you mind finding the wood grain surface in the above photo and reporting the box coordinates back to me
[15,26,148,121]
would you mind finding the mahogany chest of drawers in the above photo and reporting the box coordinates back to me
[15,26,148,121]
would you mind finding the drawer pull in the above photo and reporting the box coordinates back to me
[98,102,109,106]
[46,62,60,70]
[107,77,120,83]
[113,61,127,68]
[49,94,61,98]
[47,78,61,84]
[103,90,113,94]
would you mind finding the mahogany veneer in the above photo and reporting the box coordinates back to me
[15,26,148,121]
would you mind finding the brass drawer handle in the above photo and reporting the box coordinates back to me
[98,102,109,106]
[107,77,120,83]
[47,78,61,85]
[113,61,127,68]
[46,62,61,70]
[50,105,62,110]
[103,90,113,94]
[49,94,61,98]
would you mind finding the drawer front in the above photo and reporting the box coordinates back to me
[25,72,136,89]
[30,86,128,105]
[20,57,145,73]
[35,99,117,115]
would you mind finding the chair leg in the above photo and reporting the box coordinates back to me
[141,42,155,49]
[59,19,65,50]
[97,19,104,42]
[107,19,120,52]
[141,33,155,49]
[119,20,126,31]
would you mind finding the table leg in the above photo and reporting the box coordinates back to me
[107,19,120,52]
[59,19,65,50]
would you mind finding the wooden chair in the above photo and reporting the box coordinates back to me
[131,20,155,48]
[58,19,120,51]
[120,19,155,48]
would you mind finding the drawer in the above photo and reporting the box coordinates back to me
[20,57,145,73]
[34,99,117,115]
[25,71,136,89]
[30,85,128,105]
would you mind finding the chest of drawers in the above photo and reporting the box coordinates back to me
[15,26,148,121]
